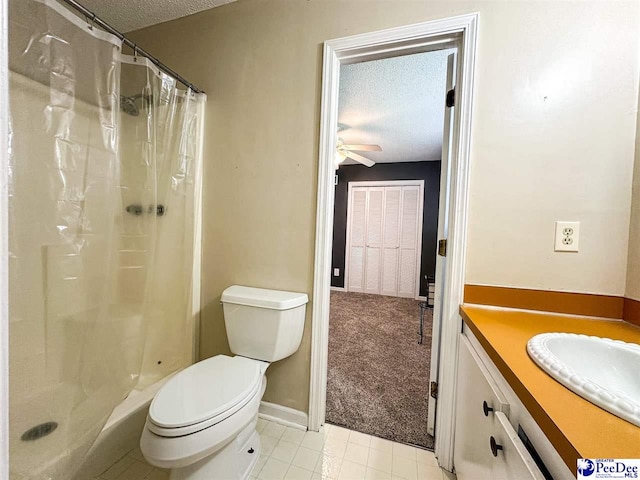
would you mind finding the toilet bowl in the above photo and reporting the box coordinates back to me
[140,286,308,480]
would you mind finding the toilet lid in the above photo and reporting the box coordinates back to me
[149,355,262,429]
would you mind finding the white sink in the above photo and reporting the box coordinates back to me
[527,332,640,427]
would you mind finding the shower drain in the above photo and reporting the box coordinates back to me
[21,421,58,441]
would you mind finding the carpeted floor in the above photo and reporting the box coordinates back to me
[326,291,435,450]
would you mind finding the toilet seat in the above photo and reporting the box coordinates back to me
[148,355,263,437]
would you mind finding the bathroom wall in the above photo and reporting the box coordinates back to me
[626,90,640,301]
[129,0,640,413]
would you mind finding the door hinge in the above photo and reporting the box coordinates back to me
[430,381,438,399]
[446,87,455,108]
[438,239,447,257]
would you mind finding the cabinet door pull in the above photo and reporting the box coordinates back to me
[490,436,503,457]
[483,400,494,416]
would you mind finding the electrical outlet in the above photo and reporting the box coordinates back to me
[554,221,580,252]
[333,268,340,276]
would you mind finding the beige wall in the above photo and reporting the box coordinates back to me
[130,0,640,413]
[627,91,640,301]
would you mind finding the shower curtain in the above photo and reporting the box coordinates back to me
[7,0,205,478]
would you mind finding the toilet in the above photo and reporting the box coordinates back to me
[140,285,308,480]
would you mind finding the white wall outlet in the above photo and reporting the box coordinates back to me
[554,221,580,252]
[333,268,340,276]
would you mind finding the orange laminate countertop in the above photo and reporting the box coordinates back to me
[460,305,640,473]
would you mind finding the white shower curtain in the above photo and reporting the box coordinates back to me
[7,0,205,478]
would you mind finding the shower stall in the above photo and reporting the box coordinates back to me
[7,0,205,478]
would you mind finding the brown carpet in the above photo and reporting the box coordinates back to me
[326,291,434,449]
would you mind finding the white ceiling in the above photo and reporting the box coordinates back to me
[338,49,455,165]
[78,0,236,32]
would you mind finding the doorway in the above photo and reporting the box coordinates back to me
[309,14,478,471]
[326,47,448,451]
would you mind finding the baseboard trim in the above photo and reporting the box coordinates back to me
[464,284,623,319]
[330,286,346,292]
[259,401,308,431]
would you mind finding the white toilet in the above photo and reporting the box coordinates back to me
[140,285,308,480]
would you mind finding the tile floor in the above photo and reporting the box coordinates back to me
[96,419,456,480]
[94,445,168,480]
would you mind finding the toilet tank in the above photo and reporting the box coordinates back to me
[221,285,308,362]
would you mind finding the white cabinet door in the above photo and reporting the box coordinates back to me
[347,187,367,293]
[364,188,384,294]
[381,187,401,296]
[455,334,545,480]
[490,412,546,480]
[454,335,509,480]
[398,186,420,298]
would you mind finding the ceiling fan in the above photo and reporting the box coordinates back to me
[336,137,382,168]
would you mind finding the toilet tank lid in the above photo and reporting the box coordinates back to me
[221,285,309,310]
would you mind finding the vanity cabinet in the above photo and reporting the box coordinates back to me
[454,334,550,480]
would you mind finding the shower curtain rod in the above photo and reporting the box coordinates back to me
[59,0,205,94]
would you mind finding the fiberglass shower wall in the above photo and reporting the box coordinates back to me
[7,0,205,478]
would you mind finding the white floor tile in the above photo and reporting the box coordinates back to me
[391,456,418,480]
[145,469,170,480]
[323,438,348,458]
[272,440,300,463]
[97,418,449,480]
[257,418,269,433]
[114,460,153,480]
[367,449,392,473]
[315,454,343,479]
[369,437,393,455]
[302,430,328,451]
[328,425,351,442]
[284,465,314,480]
[101,456,136,479]
[127,446,144,461]
[263,422,287,439]
[365,467,392,480]
[392,443,417,461]
[252,455,269,477]
[415,449,437,468]
[282,427,306,445]
[292,447,321,471]
[260,433,280,456]
[417,463,443,480]
[344,443,369,466]
[259,458,290,480]
[348,431,372,448]
[338,460,367,480]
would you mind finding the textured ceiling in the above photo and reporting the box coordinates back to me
[338,49,455,165]
[77,0,236,32]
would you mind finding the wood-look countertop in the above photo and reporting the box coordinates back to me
[460,305,640,474]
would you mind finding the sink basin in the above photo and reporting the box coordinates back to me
[527,332,640,427]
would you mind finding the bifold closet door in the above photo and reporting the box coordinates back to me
[364,187,384,294]
[347,184,421,298]
[347,187,367,292]
[398,186,420,298]
[381,187,401,296]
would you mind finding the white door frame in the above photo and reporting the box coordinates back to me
[0,0,9,477]
[344,180,425,300]
[309,13,478,471]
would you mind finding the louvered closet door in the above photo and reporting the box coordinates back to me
[381,187,401,296]
[364,188,384,294]
[398,186,420,298]
[347,187,367,293]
